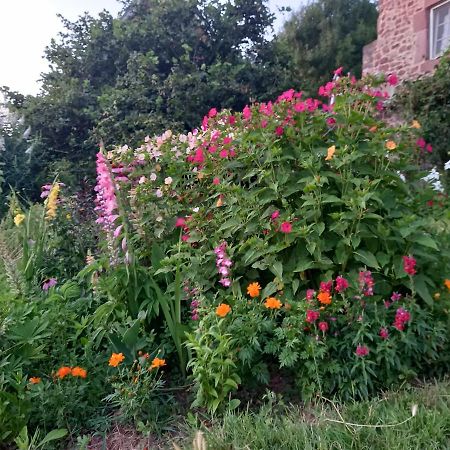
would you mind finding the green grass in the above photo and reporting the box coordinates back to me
[180,380,450,450]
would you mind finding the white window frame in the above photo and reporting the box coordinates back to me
[430,0,450,59]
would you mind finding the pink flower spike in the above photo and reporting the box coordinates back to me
[379,327,389,340]
[219,278,231,287]
[335,276,349,293]
[334,66,344,76]
[213,177,220,185]
[306,309,320,323]
[306,289,316,301]
[416,138,426,149]
[208,108,217,118]
[113,225,123,238]
[243,105,252,120]
[426,144,433,153]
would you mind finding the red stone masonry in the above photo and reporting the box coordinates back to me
[363,0,445,79]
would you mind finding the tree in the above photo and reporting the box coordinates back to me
[278,0,378,95]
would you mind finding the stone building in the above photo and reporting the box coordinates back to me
[363,0,450,79]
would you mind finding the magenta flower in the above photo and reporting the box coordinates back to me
[318,321,329,332]
[394,307,411,331]
[391,292,402,302]
[319,281,333,294]
[416,138,426,149]
[355,345,369,357]
[208,108,217,118]
[306,289,316,301]
[402,256,417,276]
[175,217,186,228]
[275,126,284,136]
[387,73,398,86]
[280,221,292,233]
[335,276,349,293]
[306,310,320,323]
[359,271,374,296]
[334,66,344,76]
[243,105,252,120]
[379,327,389,340]
[271,210,280,221]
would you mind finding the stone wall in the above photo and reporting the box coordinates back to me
[363,0,443,79]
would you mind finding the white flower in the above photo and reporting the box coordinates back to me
[445,160,450,170]
[164,177,173,185]
[155,189,163,198]
[156,215,163,222]
[138,176,147,184]
[192,207,200,213]
[397,171,406,182]
[150,173,157,181]
[422,167,444,193]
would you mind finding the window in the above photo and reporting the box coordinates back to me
[430,0,450,59]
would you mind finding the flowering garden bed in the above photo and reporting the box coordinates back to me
[1,70,449,444]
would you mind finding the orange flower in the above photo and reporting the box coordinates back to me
[317,292,332,305]
[109,352,125,367]
[247,282,261,298]
[150,357,166,370]
[411,120,421,129]
[216,303,231,317]
[445,279,450,291]
[369,126,378,133]
[264,297,282,309]
[56,366,72,379]
[385,140,397,151]
[71,367,87,378]
[29,377,41,384]
[325,145,336,161]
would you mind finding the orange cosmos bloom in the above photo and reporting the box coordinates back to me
[29,377,41,384]
[445,279,450,291]
[325,145,336,161]
[56,366,72,379]
[109,352,125,368]
[264,297,282,309]
[317,292,332,305]
[150,357,166,370]
[385,140,397,150]
[71,367,87,378]
[247,282,261,298]
[216,303,231,317]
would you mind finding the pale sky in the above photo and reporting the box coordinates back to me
[0,0,301,96]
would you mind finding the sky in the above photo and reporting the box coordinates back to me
[0,0,301,96]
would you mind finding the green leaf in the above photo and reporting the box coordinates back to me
[270,261,283,280]
[414,275,433,306]
[354,250,380,269]
[414,234,438,250]
[228,398,241,410]
[40,429,68,446]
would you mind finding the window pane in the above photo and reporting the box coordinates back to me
[434,3,450,57]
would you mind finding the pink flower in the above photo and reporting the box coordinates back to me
[426,143,433,153]
[306,310,320,323]
[280,221,292,233]
[223,137,232,145]
[208,108,217,118]
[213,177,220,185]
[402,256,417,276]
[359,271,374,296]
[219,278,231,287]
[208,145,217,154]
[355,345,369,357]
[376,101,384,111]
[334,66,344,76]
[202,115,208,131]
[193,148,205,164]
[326,117,336,126]
[175,217,186,228]
[379,327,389,340]
[181,234,190,242]
[42,278,57,291]
[416,138,426,149]
[387,73,398,86]
[318,321,329,332]
[306,289,316,301]
[275,126,284,136]
[229,115,236,125]
[335,276,349,293]
[261,120,268,128]
[394,307,411,331]
[391,292,402,302]
[384,301,391,309]
[271,210,280,221]
[319,281,333,294]
[294,102,306,113]
[219,149,228,159]
[243,105,252,120]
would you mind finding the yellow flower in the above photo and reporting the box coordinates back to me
[411,120,421,129]
[45,184,60,220]
[14,214,25,226]
[434,292,441,300]
[216,303,231,317]
[264,297,282,309]
[66,213,71,220]
[247,282,261,298]
[325,145,336,161]
[385,140,397,151]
